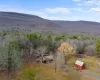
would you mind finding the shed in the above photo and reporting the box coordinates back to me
[73,60,85,70]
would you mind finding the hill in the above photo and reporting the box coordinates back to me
[53,20,100,36]
[0,12,59,32]
[0,12,100,36]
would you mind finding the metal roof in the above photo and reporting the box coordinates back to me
[75,60,84,66]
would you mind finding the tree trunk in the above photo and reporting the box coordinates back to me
[7,58,12,80]
[29,46,33,63]
[41,54,44,63]
[54,60,57,73]
[54,53,57,73]
[6,71,10,80]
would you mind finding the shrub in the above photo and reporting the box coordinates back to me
[55,35,66,41]
[68,36,79,39]
[37,33,43,40]
[47,34,52,40]
[22,68,38,80]
[60,35,67,41]
[55,35,61,41]
[26,33,37,41]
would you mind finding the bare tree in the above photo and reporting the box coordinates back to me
[36,46,47,63]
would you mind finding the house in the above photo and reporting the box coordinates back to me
[73,60,85,70]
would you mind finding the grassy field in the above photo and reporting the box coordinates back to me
[68,56,100,74]
[8,63,100,80]
[0,56,100,80]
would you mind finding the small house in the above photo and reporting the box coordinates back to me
[73,60,85,70]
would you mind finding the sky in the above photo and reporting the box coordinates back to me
[0,0,100,22]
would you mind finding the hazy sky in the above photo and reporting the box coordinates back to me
[0,0,100,22]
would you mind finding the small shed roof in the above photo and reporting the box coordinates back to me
[75,60,84,66]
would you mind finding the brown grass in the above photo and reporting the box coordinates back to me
[0,63,99,80]
[68,56,100,74]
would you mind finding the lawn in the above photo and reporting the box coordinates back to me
[0,57,99,80]
[68,56,100,74]
[11,63,99,80]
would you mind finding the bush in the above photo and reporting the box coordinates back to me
[22,68,38,80]
[55,35,66,41]
[55,35,61,41]
[68,36,79,39]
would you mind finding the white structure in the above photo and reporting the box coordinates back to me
[75,60,84,66]
[74,60,85,70]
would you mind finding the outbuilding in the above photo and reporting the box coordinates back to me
[73,60,85,70]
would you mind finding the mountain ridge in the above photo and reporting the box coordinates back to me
[0,11,100,36]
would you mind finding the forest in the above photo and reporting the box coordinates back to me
[0,31,100,80]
